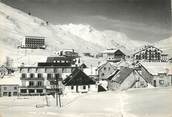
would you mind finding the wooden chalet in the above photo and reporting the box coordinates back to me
[96,61,116,80]
[102,49,126,62]
[63,68,97,93]
[136,62,172,87]
[107,67,149,91]
[0,65,14,78]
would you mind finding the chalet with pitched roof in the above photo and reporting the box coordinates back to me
[132,45,168,62]
[107,67,149,90]
[137,62,172,87]
[63,68,97,93]
[102,49,126,62]
[96,61,116,80]
[0,65,14,78]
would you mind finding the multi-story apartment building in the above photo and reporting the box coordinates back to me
[23,36,46,49]
[19,66,76,95]
[132,45,168,62]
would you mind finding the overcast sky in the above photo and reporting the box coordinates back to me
[1,0,171,42]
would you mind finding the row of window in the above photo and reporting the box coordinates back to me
[20,89,43,93]
[28,81,43,87]
[103,67,111,71]
[3,87,17,90]
[25,39,44,43]
[22,73,43,78]
[21,73,61,78]
[71,85,88,90]
[3,92,18,96]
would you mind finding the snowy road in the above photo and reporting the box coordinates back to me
[0,88,172,117]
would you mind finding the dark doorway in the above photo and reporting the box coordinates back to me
[153,80,156,87]
[8,92,11,97]
[98,85,106,92]
[76,85,79,93]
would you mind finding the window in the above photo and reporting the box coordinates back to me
[47,74,52,79]
[38,73,42,78]
[3,92,8,96]
[37,81,43,87]
[20,89,27,93]
[14,87,17,90]
[71,86,74,90]
[108,67,111,70]
[30,73,34,78]
[28,89,35,93]
[104,67,106,71]
[13,92,18,96]
[29,81,34,86]
[62,68,65,73]
[3,87,7,90]
[101,73,104,77]
[37,89,43,93]
[83,85,86,89]
[159,80,164,85]
[55,74,59,78]
[21,73,26,78]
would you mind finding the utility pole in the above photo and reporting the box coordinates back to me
[53,73,62,107]
[45,93,49,106]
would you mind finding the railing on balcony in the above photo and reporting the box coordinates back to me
[20,77,44,80]
[47,77,55,80]
[20,86,46,88]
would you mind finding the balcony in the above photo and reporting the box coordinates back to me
[47,77,63,81]
[20,77,44,80]
[47,77,55,80]
[20,86,46,89]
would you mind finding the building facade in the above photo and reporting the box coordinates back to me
[152,73,172,87]
[136,62,172,87]
[57,49,79,58]
[133,45,168,62]
[24,36,46,49]
[0,85,19,97]
[96,62,116,80]
[107,67,149,91]
[19,66,76,95]
[63,68,97,93]
[102,49,126,62]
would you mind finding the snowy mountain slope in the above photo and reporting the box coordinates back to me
[0,2,103,54]
[57,24,147,50]
[0,2,148,66]
[154,36,172,56]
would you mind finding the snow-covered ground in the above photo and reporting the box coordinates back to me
[0,87,172,117]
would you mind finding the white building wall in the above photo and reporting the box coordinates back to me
[64,85,97,93]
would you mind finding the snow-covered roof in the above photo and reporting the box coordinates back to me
[62,73,71,80]
[116,59,134,68]
[83,67,98,76]
[140,62,172,75]
[102,48,132,56]
[102,49,118,54]
[96,61,107,70]
[25,36,46,39]
[132,45,163,55]
[0,73,21,85]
